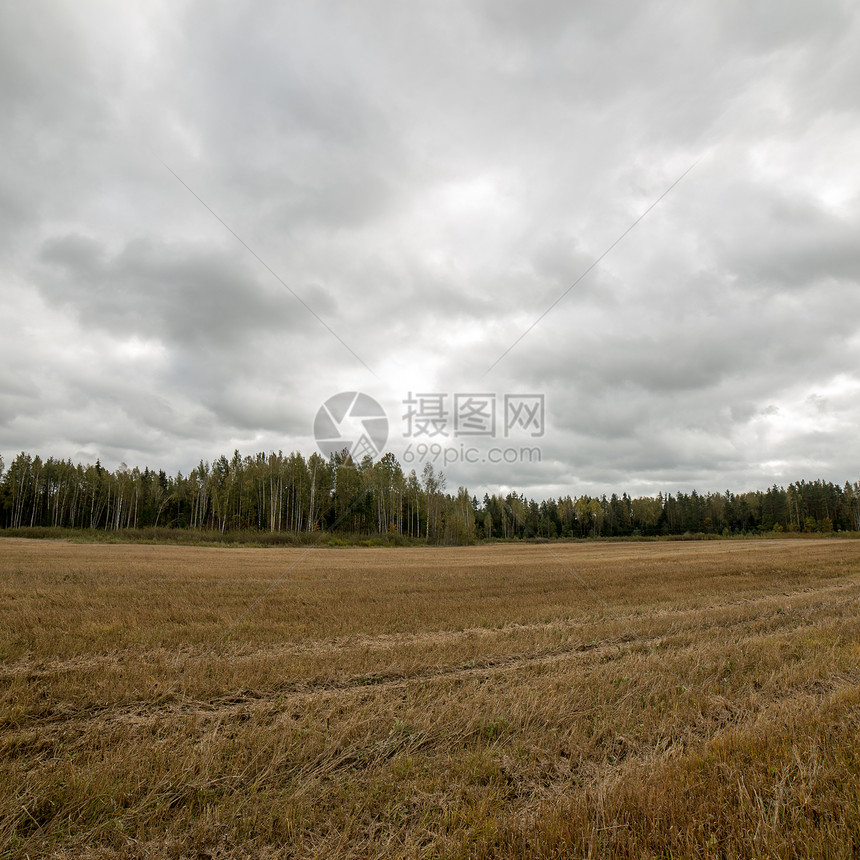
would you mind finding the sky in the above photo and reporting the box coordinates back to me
[1,0,859,500]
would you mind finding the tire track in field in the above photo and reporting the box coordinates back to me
[92,628,666,728]
[3,576,858,682]
[3,627,662,733]
[3,577,858,735]
[61,599,860,730]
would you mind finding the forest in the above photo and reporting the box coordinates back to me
[1,450,859,543]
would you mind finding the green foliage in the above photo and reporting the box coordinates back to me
[1,450,859,544]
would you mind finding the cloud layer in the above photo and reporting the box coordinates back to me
[2,0,858,498]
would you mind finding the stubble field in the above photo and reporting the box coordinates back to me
[1,537,859,858]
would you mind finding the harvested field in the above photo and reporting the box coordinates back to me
[1,537,859,858]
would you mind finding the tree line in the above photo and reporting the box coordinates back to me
[1,450,858,543]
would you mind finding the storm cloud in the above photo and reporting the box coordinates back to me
[1,0,858,498]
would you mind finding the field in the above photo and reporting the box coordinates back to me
[1,538,859,858]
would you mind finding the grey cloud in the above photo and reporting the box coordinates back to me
[717,193,860,287]
[712,0,851,54]
[2,0,859,496]
[36,233,311,347]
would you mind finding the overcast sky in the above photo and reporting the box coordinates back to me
[2,0,859,499]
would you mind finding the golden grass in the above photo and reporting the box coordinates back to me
[1,537,859,858]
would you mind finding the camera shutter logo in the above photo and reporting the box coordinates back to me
[314,392,388,460]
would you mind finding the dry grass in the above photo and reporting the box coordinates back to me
[1,537,859,858]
